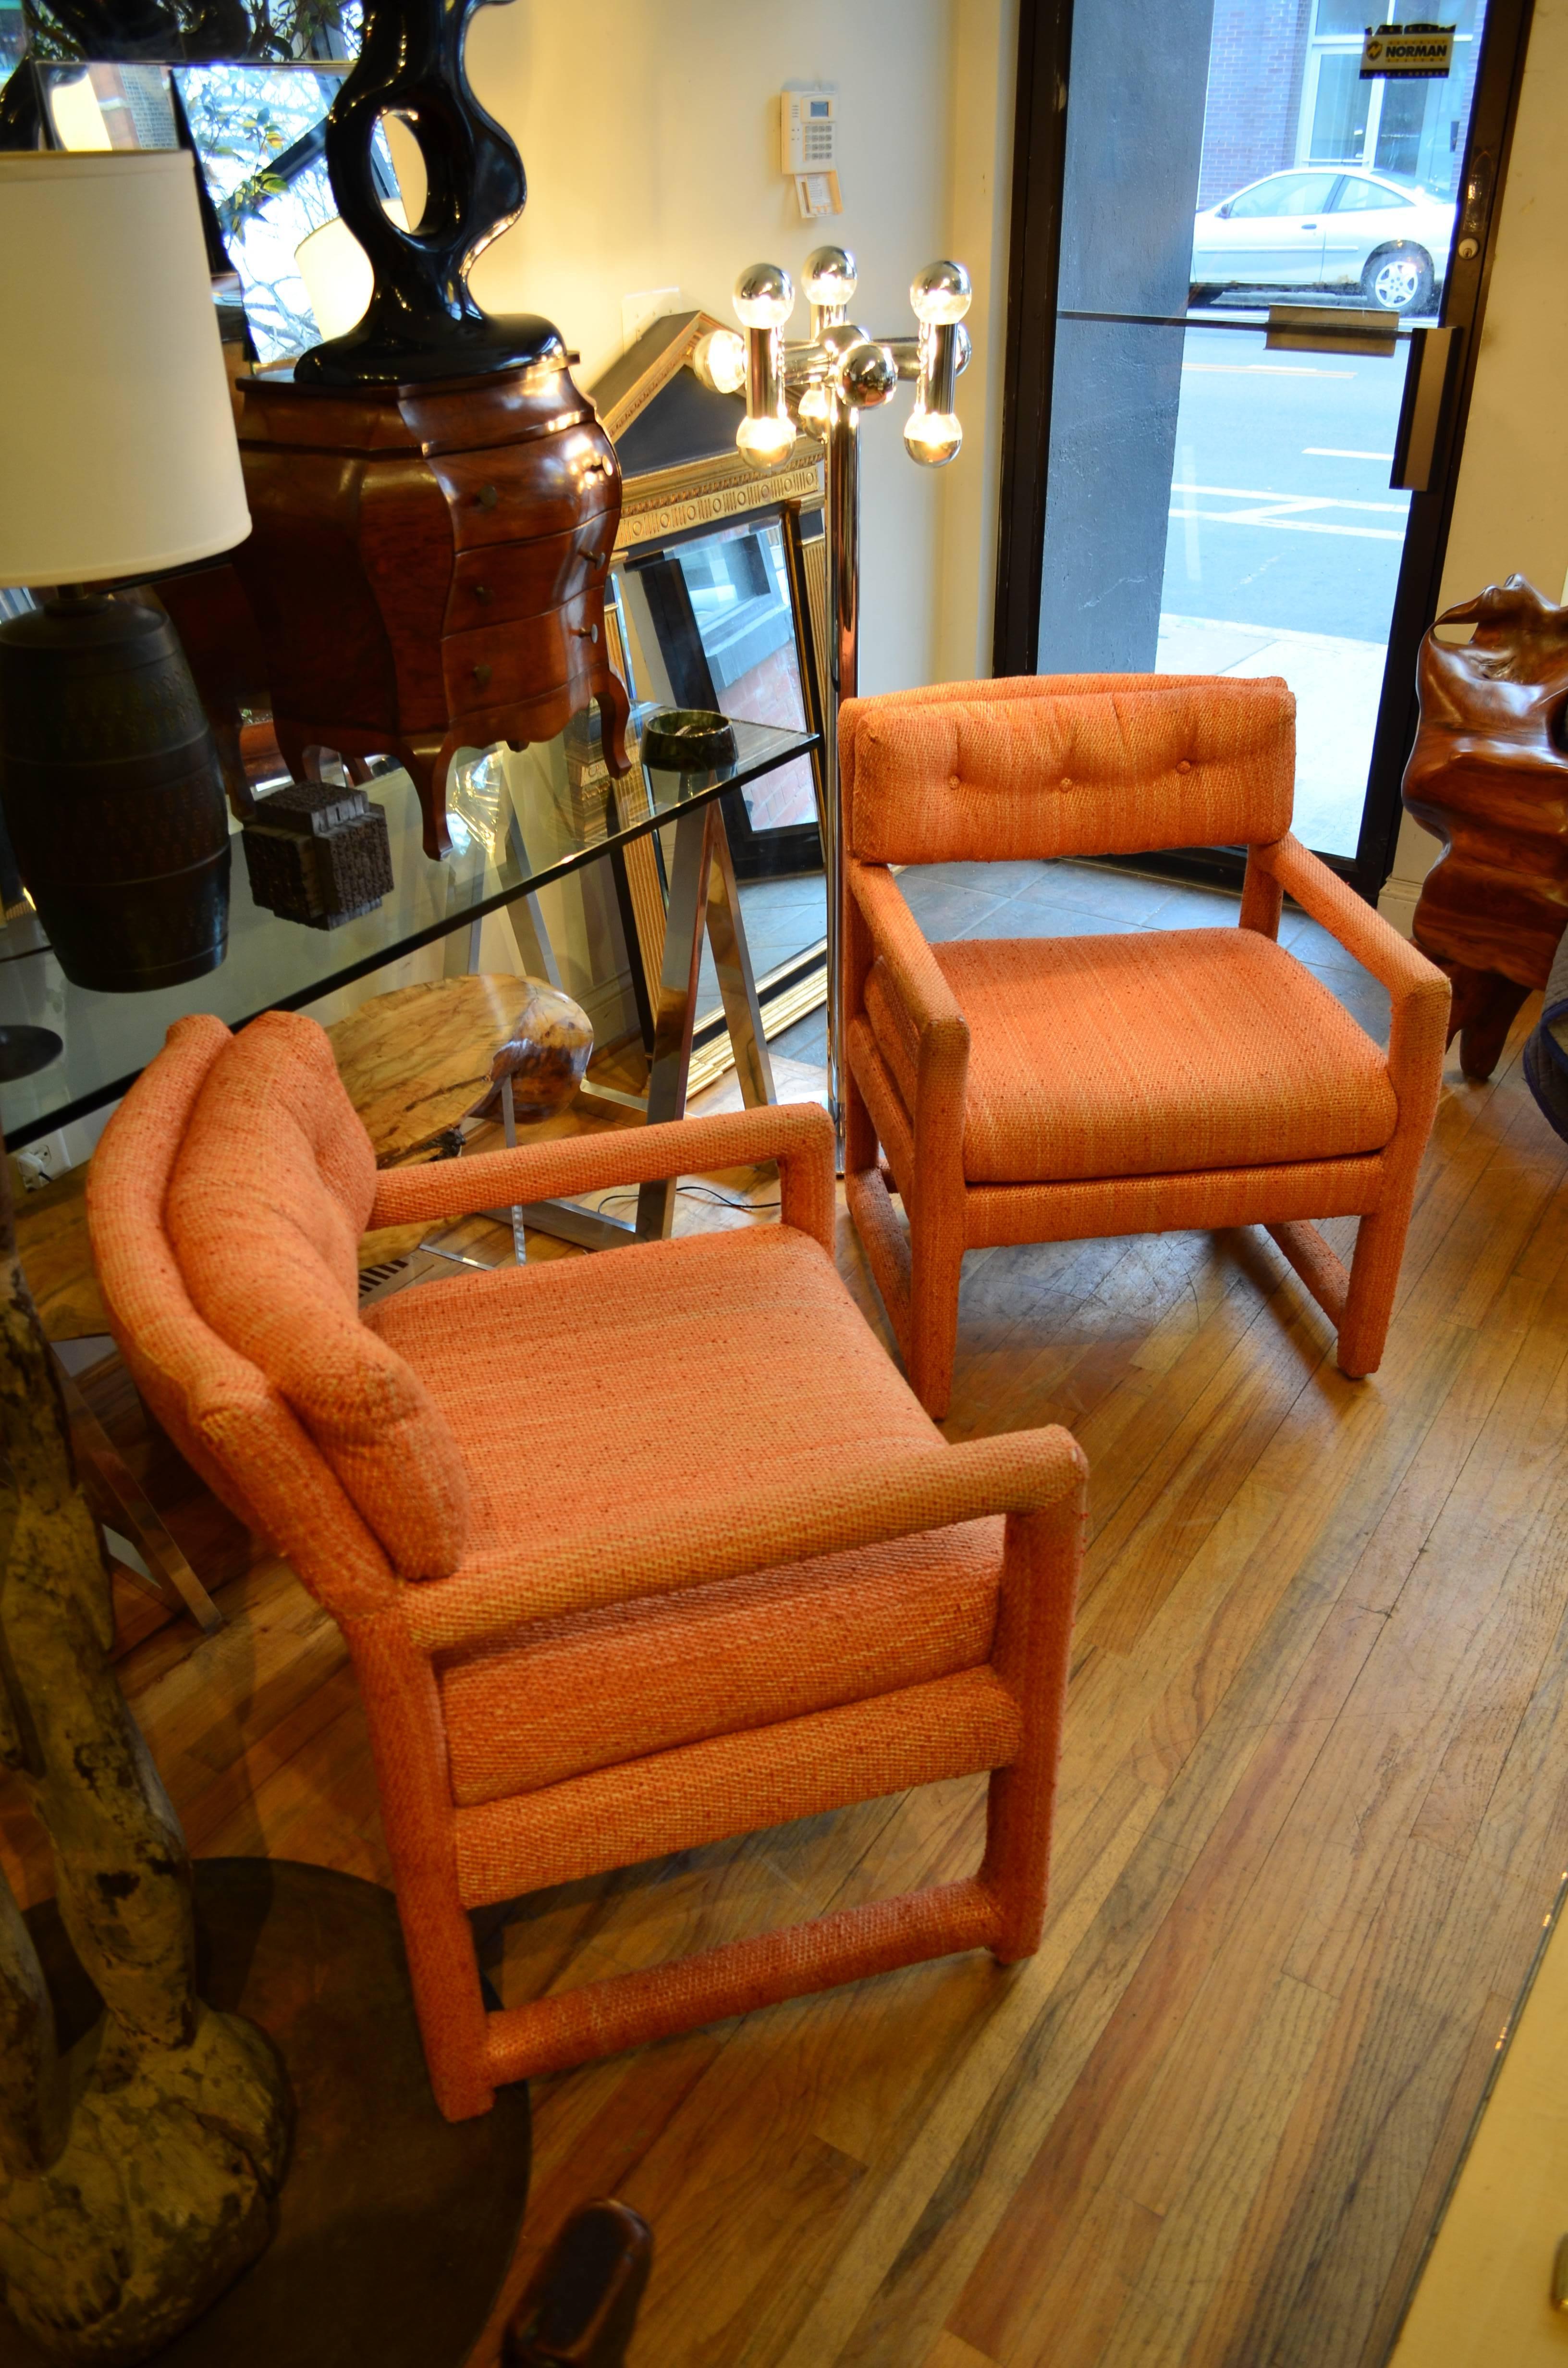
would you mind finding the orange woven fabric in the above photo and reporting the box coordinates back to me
[168,1010,470,1580]
[86,1017,399,1620]
[92,1010,1089,2116]
[452,1667,1024,1904]
[438,1517,1003,1803]
[482,1877,1001,2084]
[840,677,1449,1417]
[367,1225,940,1603]
[863,925,1397,1184]
[843,676,1295,866]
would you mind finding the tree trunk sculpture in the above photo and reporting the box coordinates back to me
[1402,574,1568,1082]
[0,1149,290,2363]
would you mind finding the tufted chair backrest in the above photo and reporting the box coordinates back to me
[841,673,1296,867]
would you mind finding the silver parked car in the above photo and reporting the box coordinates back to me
[1190,167,1456,312]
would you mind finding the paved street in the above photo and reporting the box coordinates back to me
[1157,317,1416,854]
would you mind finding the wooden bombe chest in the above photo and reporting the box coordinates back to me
[233,360,631,859]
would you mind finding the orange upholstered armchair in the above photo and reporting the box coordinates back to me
[842,674,1451,1418]
[86,1009,1086,2121]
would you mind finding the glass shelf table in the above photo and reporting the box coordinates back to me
[0,720,821,1193]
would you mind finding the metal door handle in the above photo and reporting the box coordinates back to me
[1391,324,1459,493]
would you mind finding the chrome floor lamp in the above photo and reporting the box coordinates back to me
[693,246,972,1141]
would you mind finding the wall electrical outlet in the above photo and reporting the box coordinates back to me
[12,1132,69,1191]
[621,286,682,351]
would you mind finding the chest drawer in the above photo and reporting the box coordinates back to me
[445,518,615,634]
[443,590,608,719]
[431,425,620,551]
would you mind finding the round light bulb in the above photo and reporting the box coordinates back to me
[803,244,858,310]
[911,259,972,326]
[736,409,796,467]
[796,380,832,434]
[904,407,963,466]
[734,262,795,330]
[691,327,747,395]
[833,337,898,410]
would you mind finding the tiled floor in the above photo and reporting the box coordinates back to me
[769,856,1392,1067]
[695,872,828,1016]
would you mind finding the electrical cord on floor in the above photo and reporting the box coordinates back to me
[583,1183,783,1218]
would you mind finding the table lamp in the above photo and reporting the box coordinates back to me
[0,149,251,992]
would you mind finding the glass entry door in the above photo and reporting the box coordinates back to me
[1018,0,1507,885]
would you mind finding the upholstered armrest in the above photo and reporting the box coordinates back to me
[1257,834,1447,1009]
[848,858,969,1039]
[1258,832,1450,1134]
[400,1425,1089,1650]
[368,1104,835,1254]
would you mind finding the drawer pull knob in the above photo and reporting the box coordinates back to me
[473,662,493,687]
[476,483,499,510]
[473,583,491,603]
[572,623,599,644]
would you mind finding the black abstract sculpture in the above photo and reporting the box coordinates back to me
[295,0,563,387]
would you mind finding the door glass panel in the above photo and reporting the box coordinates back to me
[1316,0,1371,33]
[1038,0,1488,863]
[1308,54,1371,160]
[1374,78,1434,178]
[1333,175,1410,210]
[1230,171,1337,216]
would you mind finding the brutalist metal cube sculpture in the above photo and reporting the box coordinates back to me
[242,780,394,929]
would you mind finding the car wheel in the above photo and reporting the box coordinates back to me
[1361,245,1434,313]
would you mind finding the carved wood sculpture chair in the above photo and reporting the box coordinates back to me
[85,1010,1086,2121]
[1402,575,1568,1081]
[841,675,1451,1419]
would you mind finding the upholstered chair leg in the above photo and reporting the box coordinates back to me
[907,1011,971,1421]
[1335,1199,1409,1379]
[1336,959,1448,1380]
[907,1199,964,1421]
[844,1034,880,1182]
[351,1625,495,2121]
[980,1477,1086,1962]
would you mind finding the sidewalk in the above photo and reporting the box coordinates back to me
[1157,612,1386,857]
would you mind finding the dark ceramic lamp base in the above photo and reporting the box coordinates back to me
[296,308,568,389]
[0,1025,63,1084]
[0,594,231,994]
[0,1860,532,2368]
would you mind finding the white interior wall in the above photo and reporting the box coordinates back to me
[932,0,1018,685]
[464,0,957,698]
[1379,0,1568,933]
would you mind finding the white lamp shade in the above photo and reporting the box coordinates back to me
[0,150,251,588]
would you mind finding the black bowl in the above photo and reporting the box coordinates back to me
[639,708,738,772]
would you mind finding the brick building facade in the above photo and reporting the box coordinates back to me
[1197,0,1315,207]
[1197,0,1481,209]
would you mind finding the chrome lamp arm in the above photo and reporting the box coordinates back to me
[686,246,973,1155]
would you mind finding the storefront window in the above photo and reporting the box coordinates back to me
[1298,0,1482,196]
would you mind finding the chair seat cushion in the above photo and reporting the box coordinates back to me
[435,1520,1004,1803]
[367,1223,988,1794]
[865,926,1398,1185]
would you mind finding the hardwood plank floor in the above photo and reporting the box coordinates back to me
[6,921,1567,2366]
